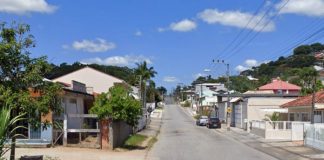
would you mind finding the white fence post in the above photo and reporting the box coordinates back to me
[63,114,67,146]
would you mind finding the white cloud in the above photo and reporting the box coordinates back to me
[64,38,116,53]
[194,73,207,79]
[0,0,57,15]
[134,31,142,36]
[157,27,166,32]
[198,9,275,32]
[245,59,258,67]
[158,19,197,32]
[163,76,179,83]
[235,59,270,72]
[235,65,249,72]
[277,0,324,17]
[80,55,152,66]
[204,69,211,72]
[170,19,197,32]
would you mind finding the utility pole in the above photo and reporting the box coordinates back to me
[213,59,231,131]
[311,76,316,124]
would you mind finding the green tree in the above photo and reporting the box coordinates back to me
[90,85,142,126]
[293,45,312,55]
[156,86,167,96]
[310,43,324,52]
[134,61,157,103]
[298,67,323,95]
[0,22,62,160]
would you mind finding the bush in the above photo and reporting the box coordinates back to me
[183,101,191,107]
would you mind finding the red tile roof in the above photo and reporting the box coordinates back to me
[281,90,324,108]
[259,79,301,90]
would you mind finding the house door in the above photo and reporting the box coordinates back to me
[66,98,80,129]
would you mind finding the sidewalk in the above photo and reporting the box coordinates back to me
[216,125,324,160]
[138,108,163,137]
[182,106,324,160]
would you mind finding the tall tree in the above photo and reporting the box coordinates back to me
[134,61,157,81]
[0,22,62,160]
[134,61,157,102]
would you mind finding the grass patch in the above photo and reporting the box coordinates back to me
[123,134,148,149]
[193,114,201,120]
[147,137,158,149]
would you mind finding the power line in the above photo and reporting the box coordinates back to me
[224,0,290,60]
[213,0,268,61]
[272,26,324,58]
[264,19,324,61]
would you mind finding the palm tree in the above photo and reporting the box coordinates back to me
[134,61,157,106]
[134,61,157,81]
[0,107,25,159]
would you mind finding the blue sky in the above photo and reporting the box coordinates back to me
[1,0,324,91]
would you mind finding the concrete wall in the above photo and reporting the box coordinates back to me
[266,130,292,140]
[109,121,133,149]
[250,128,265,138]
[53,67,123,94]
[247,97,296,122]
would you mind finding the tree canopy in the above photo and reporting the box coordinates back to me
[0,22,62,160]
[90,85,142,126]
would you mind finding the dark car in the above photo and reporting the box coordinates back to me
[206,117,221,129]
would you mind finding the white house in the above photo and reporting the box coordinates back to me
[195,83,227,107]
[216,90,298,129]
[52,66,125,94]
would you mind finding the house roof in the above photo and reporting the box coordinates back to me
[259,79,301,90]
[281,90,324,108]
[52,66,125,83]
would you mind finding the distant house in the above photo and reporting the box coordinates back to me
[195,83,227,106]
[216,91,297,129]
[281,90,324,122]
[52,66,125,94]
[258,78,301,95]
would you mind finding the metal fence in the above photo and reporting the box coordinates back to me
[304,123,324,151]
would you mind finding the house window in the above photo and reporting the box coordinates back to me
[69,98,77,104]
[301,113,309,122]
[289,113,295,121]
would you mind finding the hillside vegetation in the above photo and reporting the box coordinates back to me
[192,43,324,94]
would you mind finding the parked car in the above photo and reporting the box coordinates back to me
[206,117,221,129]
[196,116,208,126]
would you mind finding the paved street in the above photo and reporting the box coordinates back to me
[148,104,278,160]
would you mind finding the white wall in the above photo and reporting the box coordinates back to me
[247,97,295,122]
[53,67,123,94]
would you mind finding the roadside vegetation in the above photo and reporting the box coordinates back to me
[0,107,25,159]
[181,100,191,107]
[123,134,148,149]
[0,22,63,160]
[90,85,142,127]
[172,43,324,97]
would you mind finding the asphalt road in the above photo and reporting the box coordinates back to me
[148,104,278,160]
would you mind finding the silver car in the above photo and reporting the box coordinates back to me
[196,116,208,126]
